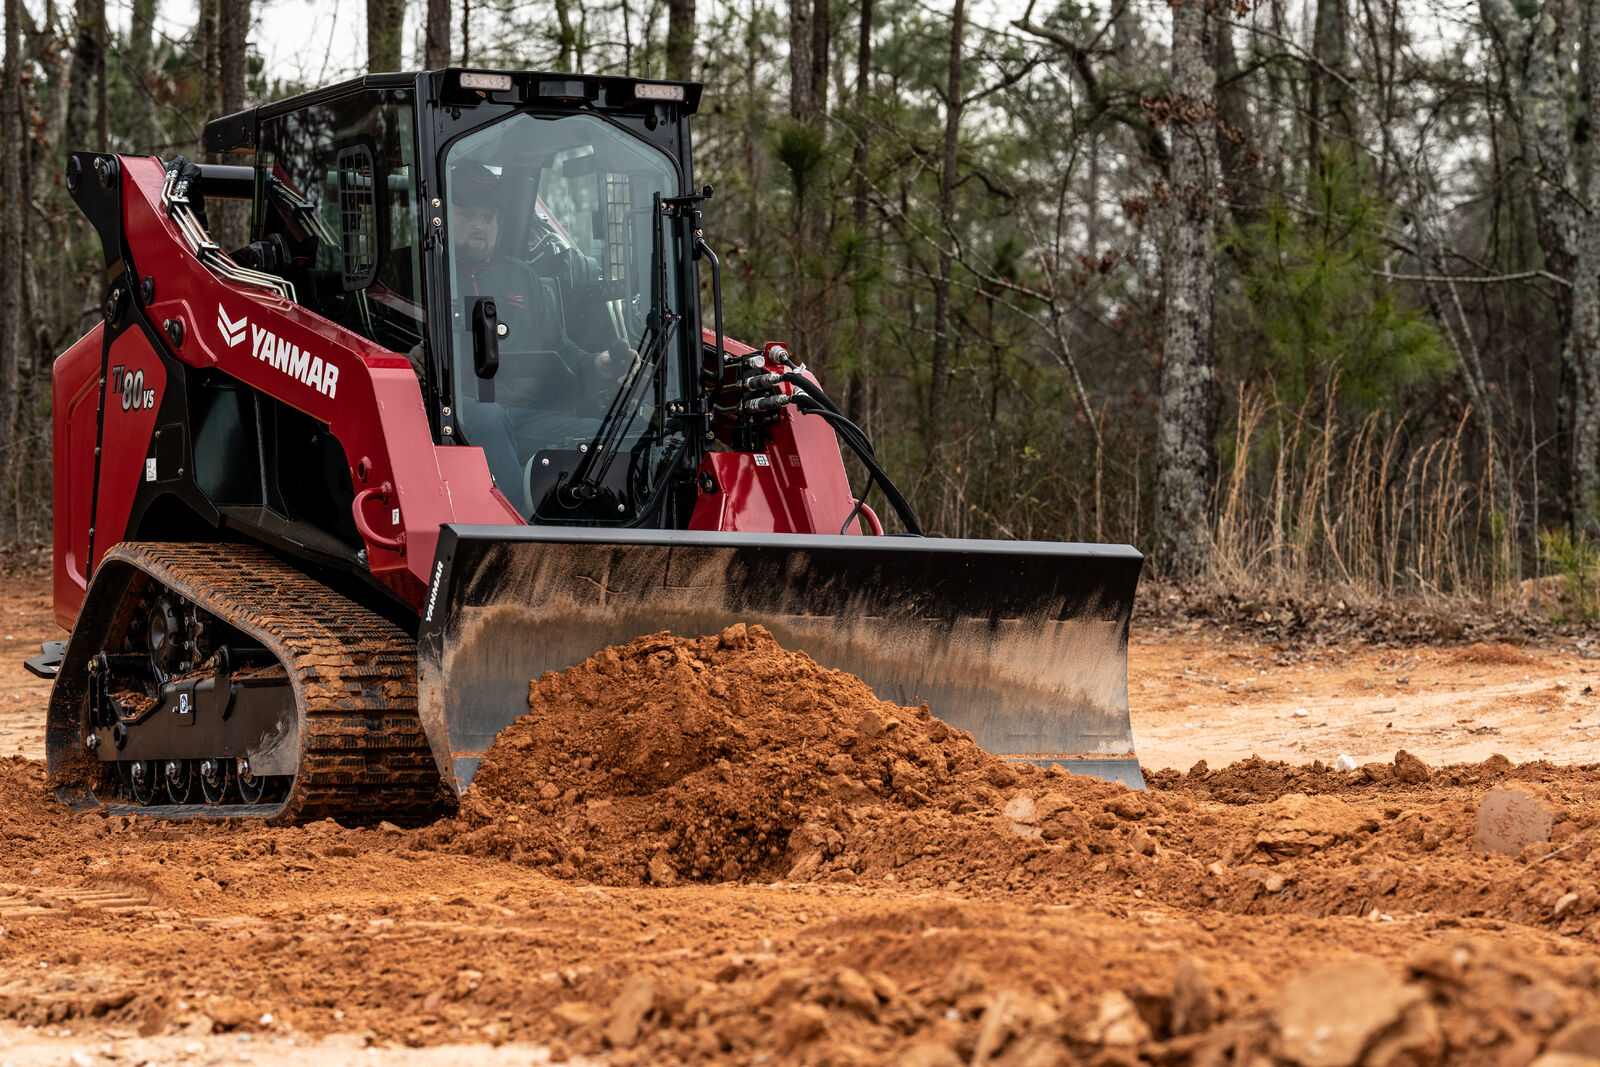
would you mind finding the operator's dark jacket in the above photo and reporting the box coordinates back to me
[460,255,589,371]
[450,254,604,514]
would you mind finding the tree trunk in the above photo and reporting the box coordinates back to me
[1086,129,1099,252]
[367,0,403,72]
[128,0,162,151]
[198,0,220,121]
[928,0,964,434]
[850,0,871,231]
[665,0,693,80]
[1213,15,1258,227]
[1156,0,1217,579]
[64,0,102,151]
[426,0,451,67]
[1571,3,1600,529]
[216,0,249,248]
[461,0,471,65]
[552,0,575,70]
[1481,0,1586,525]
[744,0,760,248]
[92,0,106,150]
[788,0,814,120]
[574,0,590,69]
[2,0,25,458]
[40,0,73,160]
[844,0,872,427]
[810,0,829,114]
[1307,0,1347,167]
[784,0,831,372]
[619,0,633,73]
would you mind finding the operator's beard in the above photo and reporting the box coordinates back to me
[457,235,493,266]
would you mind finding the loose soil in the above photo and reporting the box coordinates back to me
[3,569,1600,1065]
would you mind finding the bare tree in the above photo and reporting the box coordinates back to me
[1213,15,1258,227]
[781,0,832,373]
[128,0,163,151]
[93,0,106,150]
[666,0,693,80]
[197,0,219,122]
[367,0,403,72]
[553,0,577,70]
[220,0,248,99]
[787,0,814,120]
[1307,0,1349,166]
[1156,0,1218,577]
[1481,0,1600,531]
[1,0,24,459]
[64,0,104,151]
[928,0,965,433]
[216,0,249,247]
[426,0,451,68]
[808,0,827,115]
[850,0,872,232]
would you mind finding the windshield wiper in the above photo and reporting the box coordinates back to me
[564,192,677,503]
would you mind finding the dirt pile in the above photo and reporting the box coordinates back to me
[415,629,1600,950]
[426,622,1085,887]
[1449,642,1545,667]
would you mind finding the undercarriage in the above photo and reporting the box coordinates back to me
[47,543,445,823]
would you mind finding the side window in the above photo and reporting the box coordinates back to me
[335,144,380,290]
[255,91,426,360]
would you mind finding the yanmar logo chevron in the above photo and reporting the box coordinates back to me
[217,304,247,347]
[217,303,340,399]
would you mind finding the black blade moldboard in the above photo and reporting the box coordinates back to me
[417,526,1143,795]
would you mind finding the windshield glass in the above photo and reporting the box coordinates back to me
[444,112,688,523]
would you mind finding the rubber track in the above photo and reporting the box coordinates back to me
[101,543,443,824]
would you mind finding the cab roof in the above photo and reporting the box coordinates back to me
[204,68,703,154]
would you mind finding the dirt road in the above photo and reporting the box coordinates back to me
[1130,631,1600,770]
[3,570,1600,1066]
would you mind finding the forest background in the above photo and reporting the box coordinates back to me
[0,0,1595,610]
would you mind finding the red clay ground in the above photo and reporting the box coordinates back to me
[2,567,1599,1066]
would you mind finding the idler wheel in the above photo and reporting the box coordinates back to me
[163,759,198,804]
[236,759,268,804]
[198,758,234,805]
[126,759,160,805]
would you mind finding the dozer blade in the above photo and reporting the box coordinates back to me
[416,525,1143,796]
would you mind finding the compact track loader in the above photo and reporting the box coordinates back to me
[31,68,1143,821]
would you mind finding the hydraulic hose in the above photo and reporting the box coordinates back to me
[733,367,922,534]
[791,396,922,536]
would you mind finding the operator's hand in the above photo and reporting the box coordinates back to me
[404,342,426,380]
[592,347,642,385]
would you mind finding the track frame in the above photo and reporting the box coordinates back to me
[47,542,444,823]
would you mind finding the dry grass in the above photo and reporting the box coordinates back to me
[1206,383,1519,608]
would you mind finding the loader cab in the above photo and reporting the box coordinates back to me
[205,69,707,528]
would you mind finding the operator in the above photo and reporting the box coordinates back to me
[447,162,622,510]
[450,164,622,413]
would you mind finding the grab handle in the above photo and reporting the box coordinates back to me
[352,482,405,554]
